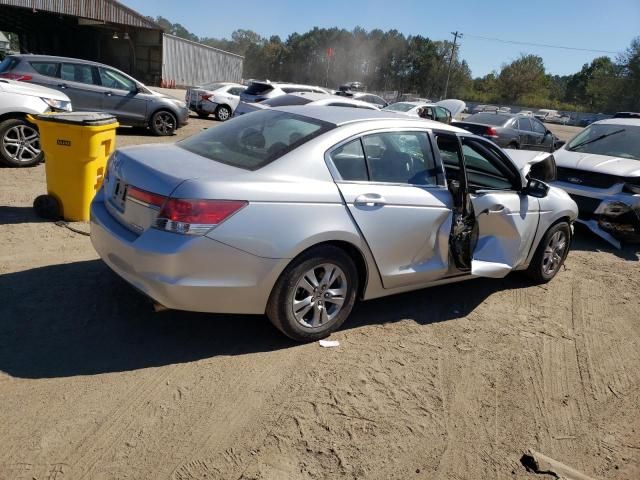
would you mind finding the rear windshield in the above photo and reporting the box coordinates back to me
[177,110,334,170]
[201,82,228,90]
[0,56,19,73]
[244,82,273,95]
[384,102,416,112]
[263,95,313,107]
[465,113,512,126]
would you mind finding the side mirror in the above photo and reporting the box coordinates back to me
[525,178,550,198]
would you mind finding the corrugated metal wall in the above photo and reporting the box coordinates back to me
[162,34,243,87]
[0,0,161,29]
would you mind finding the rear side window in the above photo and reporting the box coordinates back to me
[0,56,19,73]
[362,131,439,185]
[30,62,59,77]
[330,139,368,181]
[244,82,273,95]
[531,119,546,134]
[61,63,97,85]
[228,87,245,96]
[178,110,334,170]
[518,118,532,131]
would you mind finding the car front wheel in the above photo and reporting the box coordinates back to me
[266,246,358,342]
[0,118,43,167]
[526,222,571,283]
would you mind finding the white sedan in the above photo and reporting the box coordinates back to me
[383,99,466,124]
[186,82,245,121]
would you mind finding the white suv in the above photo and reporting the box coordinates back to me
[0,78,71,167]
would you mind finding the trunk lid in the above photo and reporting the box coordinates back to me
[105,144,246,234]
[453,121,493,136]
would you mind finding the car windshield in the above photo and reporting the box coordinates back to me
[383,103,416,112]
[465,113,512,126]
[177,110,334,170]
[566,123,640,160]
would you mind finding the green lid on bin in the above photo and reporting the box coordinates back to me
[34,111,117,126]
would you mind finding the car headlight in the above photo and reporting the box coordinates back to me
[42,97,72,112]
[171,99,187,108]
[623,178,640,194]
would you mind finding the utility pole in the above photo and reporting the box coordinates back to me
[443,31,462,99]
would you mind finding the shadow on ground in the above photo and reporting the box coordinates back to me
[571,224,640,261]
[0,206,45,225]
[0,258,534,379]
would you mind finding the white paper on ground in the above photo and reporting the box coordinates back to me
[319,339,340,348]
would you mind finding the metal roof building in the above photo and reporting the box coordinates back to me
[0,0,243,86]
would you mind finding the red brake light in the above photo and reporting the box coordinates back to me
[156,199,248,235]
[0,73,33,81]
[485,127,498,138]
[201,94,212,101]
[127,186,167,208]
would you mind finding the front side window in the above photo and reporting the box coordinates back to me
[29,61,58,77]
[461,139,516,190]
[362,131,439,185]
[531,119,547,134]
[99,68,135,90]
[329,139,368,181]
[61,63,97,85]
[178,110,334,170]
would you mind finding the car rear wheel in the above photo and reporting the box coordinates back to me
[215,105,231,121]
[526,222,571,283]
[266,245,358,342]
[0,118,43,167]
[150,110,177,136]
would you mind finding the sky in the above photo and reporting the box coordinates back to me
[124,0,640,77]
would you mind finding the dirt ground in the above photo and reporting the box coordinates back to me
[0,108,639,480]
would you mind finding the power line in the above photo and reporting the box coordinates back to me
[462,33,618,55]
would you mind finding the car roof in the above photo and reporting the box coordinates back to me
[593,118,640,127]
[273,105,467,132]
[11,53,108,68]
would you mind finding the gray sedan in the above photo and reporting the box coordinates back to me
[90,107,577,341]
[455,112,560,151]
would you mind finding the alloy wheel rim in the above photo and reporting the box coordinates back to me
[154,112,175,134]
[2,124,41,163]
[292,263,347,328]
[218,107,230,120]
[542,230,567,275]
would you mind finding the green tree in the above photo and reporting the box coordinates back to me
[496,54,548,104]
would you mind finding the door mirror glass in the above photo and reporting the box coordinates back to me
[525,178,550,198]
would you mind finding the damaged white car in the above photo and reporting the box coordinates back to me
[553,118,640,247]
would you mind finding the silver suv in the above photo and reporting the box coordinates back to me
[0,55,189,136]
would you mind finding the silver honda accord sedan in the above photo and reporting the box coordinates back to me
[90,107,578,341]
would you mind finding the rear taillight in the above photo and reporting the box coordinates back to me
[485,127,498,138]
[155,199,247,235]
[201,94,213,101]
[0,73,33,81]
[128,186,167,208]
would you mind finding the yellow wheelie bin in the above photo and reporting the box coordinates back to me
[29,112,119,222]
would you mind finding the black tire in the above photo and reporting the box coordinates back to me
[215,105,232,122]
[0,117,43,167]
[196,110,209,119]
[33,194,61,220]
[266,245,359,342]
[526,222,571,283]
[149,110,177,136]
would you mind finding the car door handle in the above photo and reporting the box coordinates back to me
[104,91,113,96]
[354,194,386,207]
[57,83,68,89]
[485,204,507,215]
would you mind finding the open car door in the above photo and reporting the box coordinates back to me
[461,138,540,278]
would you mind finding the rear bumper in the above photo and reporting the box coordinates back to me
[553,181,640,244]
[89,191,281,314]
